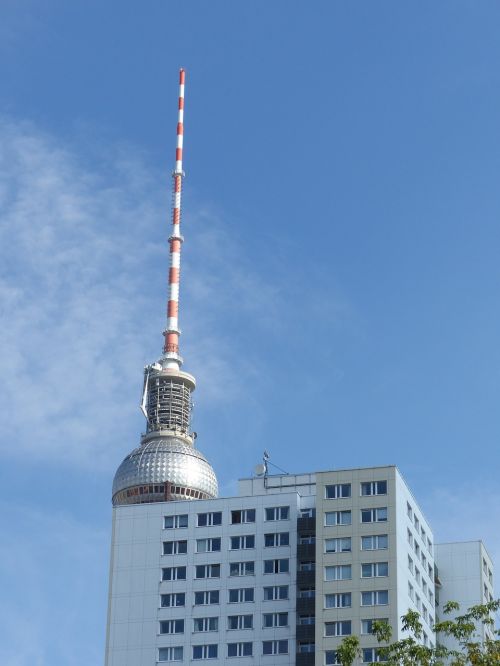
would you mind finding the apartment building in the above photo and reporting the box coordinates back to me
[106,465,446,665]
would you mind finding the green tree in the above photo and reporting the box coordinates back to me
[336,600,500,666]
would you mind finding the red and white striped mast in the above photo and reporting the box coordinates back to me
[162,67,186,369]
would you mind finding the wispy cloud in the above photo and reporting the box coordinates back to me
[0,119,350,470]
[0,119,163,468]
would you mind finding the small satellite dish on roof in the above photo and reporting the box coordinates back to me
[254,464,266,477]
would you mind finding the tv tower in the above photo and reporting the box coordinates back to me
[112,69,218,506]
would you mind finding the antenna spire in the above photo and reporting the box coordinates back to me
[162,68,186,369]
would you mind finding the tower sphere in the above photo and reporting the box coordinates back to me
[112,438,218,506]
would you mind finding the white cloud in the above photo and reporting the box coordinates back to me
[0,119,324,470]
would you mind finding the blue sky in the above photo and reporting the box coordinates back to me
[1,1,499,663]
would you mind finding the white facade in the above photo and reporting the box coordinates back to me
[434,541,495,650]
[106,492,301,666]
[105,466,494,666]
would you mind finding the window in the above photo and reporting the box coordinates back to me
[197,511,222,527]
[361,534,388,550]
[162,566,186,581]
[408,582,414,601]
[415,568,421,585]
[408,555,414,573]
[264,612,288,627]
[160,592,185,608]
[159,619,184,634]
[298,614,315,625]
[162,540,187,555]
[264,558,289,574]
[265,506,290,521]
[427,538,433,554]
[298,587,315,598]
[264,532,289,547]
[158,646,183,662]
[407,529,413,547]
[325,592,351,608]
[299,535,315,545]
[361,590,389,606]
[230,561,255,577]
[196,537,221,553]
[193,617,218,632]
[422,554,427,569]
[415,542,420,558]
[325,510,351,526]
[229,588,254,603]
[195,564,220,579]
[407,503,413,520]
[422,580,427,596]
[263,585,289,600]
[363,648,387,663]
[193,644,218,660]
[361,507,387,523]
[325,537,351,553]
[230,535,255,550]
[231,509,256,524]
[325,565,352,581]
[421,527,426,541]
[262,640,288,655]
[325,483,351,499]
[414,515,420,531]
[298,642,315,653]
[325,620,352,636]
[194,590,219,606]
[415,594,421,611]
[326,651,340,665]
[422,606,428,622]
[361,480,387,496]
[361,619,388,635]
[361,562,388,578]
[228,614,253,630]
[429,591,434,605]
[428,563,433,579]
[300,508,316,518]
[164,514,188,529]
[299,561,315,571]
[228,643,253,657]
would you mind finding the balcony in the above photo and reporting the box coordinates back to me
[297,543,316,560]
[296,596,315,614]
[297,516,316,533]
[296,623,315,641]
[297,570,315,586]
[296,653,315,666]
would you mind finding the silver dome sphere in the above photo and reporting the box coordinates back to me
[112,437,218,505]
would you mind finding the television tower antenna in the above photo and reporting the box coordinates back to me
[163,67,186,369]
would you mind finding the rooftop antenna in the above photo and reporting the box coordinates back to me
[162,67,186,370]
[253,450,288,478]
